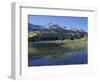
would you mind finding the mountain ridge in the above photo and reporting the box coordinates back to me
[28,23,86,33]
[28,23,87,42]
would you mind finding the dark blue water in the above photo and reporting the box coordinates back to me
[28,48,87,66]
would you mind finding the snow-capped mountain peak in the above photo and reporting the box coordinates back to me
[28,23,86,33]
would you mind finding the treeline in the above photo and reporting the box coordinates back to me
[28,32,87,42]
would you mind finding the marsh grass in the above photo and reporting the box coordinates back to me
[28,36,87,59]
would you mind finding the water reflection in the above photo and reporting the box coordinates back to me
[28,42,88,66]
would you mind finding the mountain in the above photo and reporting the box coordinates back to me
[28,23,86,33]
[28,23,42,32]
[28,23,87,42]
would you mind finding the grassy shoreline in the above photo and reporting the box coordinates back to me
[28,37,87,58]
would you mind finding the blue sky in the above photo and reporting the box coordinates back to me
[28,15,88,31]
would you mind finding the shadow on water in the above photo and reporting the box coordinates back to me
[28,42,88,66]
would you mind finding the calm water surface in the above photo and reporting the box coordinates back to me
[28,42,88,66]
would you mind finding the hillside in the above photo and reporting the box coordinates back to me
[28,23,87,42]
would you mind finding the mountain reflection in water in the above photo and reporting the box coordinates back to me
[28,42,88,66]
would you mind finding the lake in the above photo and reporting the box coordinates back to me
[28,42,88,66]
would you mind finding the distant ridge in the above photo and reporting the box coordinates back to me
[28,23,86,33]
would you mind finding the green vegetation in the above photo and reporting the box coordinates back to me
[28,36,87,59]
[28,29,88,59]
[28,32,87,42]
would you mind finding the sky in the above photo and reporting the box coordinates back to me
[28,15,88,31]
